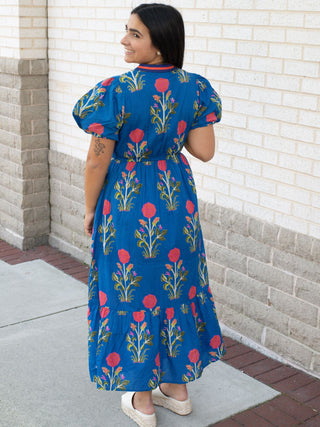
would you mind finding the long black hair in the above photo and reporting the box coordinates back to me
[131,3,185,69]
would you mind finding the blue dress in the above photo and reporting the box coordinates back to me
[73,63,225,392]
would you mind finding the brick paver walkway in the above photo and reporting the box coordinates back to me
[1,239,319,426]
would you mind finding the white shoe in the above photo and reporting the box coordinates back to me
[121,392,157,427]
[152,386,192,415]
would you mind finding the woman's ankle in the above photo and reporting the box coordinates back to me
[133,391,155,415]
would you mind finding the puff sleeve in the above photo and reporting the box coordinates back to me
[191,76,222,129]
[72,77,121,141]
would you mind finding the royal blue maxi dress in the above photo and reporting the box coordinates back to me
[73,63,225,392]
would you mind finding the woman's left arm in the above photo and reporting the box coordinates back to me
[84,136,115,236]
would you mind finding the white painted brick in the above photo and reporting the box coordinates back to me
[233,158,262,175]
[255,0,287,9]
[293,204,320,224]
[184,23,194,37]
[235,70,265,87]
[246,175,276,195]
[221,111,247,129]
[251,57,283,74]
[208,39,236,54]
[261,194,292,214]
[216,194,243,211]
[209,10,237,24]
[301,78,320,95]
[297,144,320,161]
[282,93,317,111]
[312,194,320,209]
[221,83,250,100]
[266,74,301,92]
[237,41,268,57]
[233,99,263,118]
[217,168,245,186]
[206,66,235,83]
[195,24,222,38]
[277,184,311,205]
[238,11,269,25]
[194,52,220,66]
[296,174,320,193]
[264,135,296,155]
[303,46,320,62]
[231,185,259,204]
[286,29,320,46]
[269,44,302,60]
[309,224,320,239]
[213,153,232,168]
[218,140,247,157]
[233,129,263,147]
[269,12,304,27]
[186,37,207,51]
[314,162,320,178]
[183,9,208,22]
[250,87,282,105]
[284,60,319,78]
[275,213,308,235]
[262,165,295,185]
[247,146,278,165]
[223,25,252,40]
[305,14,320,29]
[280,124,314,144]
[196,187,215,204]
[254,27,285,42]
[203,176,229,194]
[247,117,280,136]
[288,0,320,11]
[196,0,223,7]
[221,54,250,70]
[298,111,320,128]
[265,104,298,123]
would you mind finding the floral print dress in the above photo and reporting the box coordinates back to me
[73,63,225,392]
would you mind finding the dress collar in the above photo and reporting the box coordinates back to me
[137,63,176,72]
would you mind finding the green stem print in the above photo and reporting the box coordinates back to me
[126,311,154,363]
[161,248,188,300]
[148,354,164,389]
[198,253,208,288]
[116,106,131,133]
[120,70,145,92]
[182,349,202,382]
[114,162,142,211]
[135,203,167,259]
[183,200,199,253]
[157,160,180,211]
[112,249,141,302]
[191,302,206,334]
[173,68,190,83]
[150,78,178,134]
[161,308,185,357]
[73,81,110,119]
[97,316,112,355]
[98,200,116,255]
[95,352,129,391]
[125,128,151,161]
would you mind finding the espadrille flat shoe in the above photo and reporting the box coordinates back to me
[121,392,157,427]
[152,386,192,415]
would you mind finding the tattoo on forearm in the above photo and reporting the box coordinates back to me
[93,137,105,156]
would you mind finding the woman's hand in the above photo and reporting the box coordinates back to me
[84,211,95,237]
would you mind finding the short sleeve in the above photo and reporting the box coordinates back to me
[191,76,222,129]
[72,77,121,140]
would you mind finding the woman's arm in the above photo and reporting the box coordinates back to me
[184,125,215,162]
[84,135,115,236]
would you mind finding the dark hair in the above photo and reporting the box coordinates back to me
[131,3,185,69]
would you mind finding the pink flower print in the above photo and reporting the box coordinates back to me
[155,78,169,93]
[210,335,222,349]
[106,352,120,367]
[87,307,90,318]
[166,307,174,320]
[168,248,180,263]
[157,160,167,171]
[118,249,130,264]
[103,200,111,215]
[206,112,217,122]
[188,286,196,300]
[99,291,107,306]
[88,123,104,135]
[191,302,196,316]
[186,200,195,214]
[142,203,156,219]
[155,353,160,367]
[188,348,200,363]
[129,128,144,143]
[101,77,114,86]
[126,161,136,171]
[180,153,189,166]
[143,294,157,309]
[100,306,110,318]
[133,310,145,323]
[177,120,187,135]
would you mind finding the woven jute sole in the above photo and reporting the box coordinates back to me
[152,388,192,416]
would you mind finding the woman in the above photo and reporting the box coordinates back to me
[73,3,225,426]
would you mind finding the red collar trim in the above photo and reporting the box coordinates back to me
[137,64,175,71]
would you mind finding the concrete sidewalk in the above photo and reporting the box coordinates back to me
[0,241,319,426]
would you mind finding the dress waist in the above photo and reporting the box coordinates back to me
[113,152,183,163]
